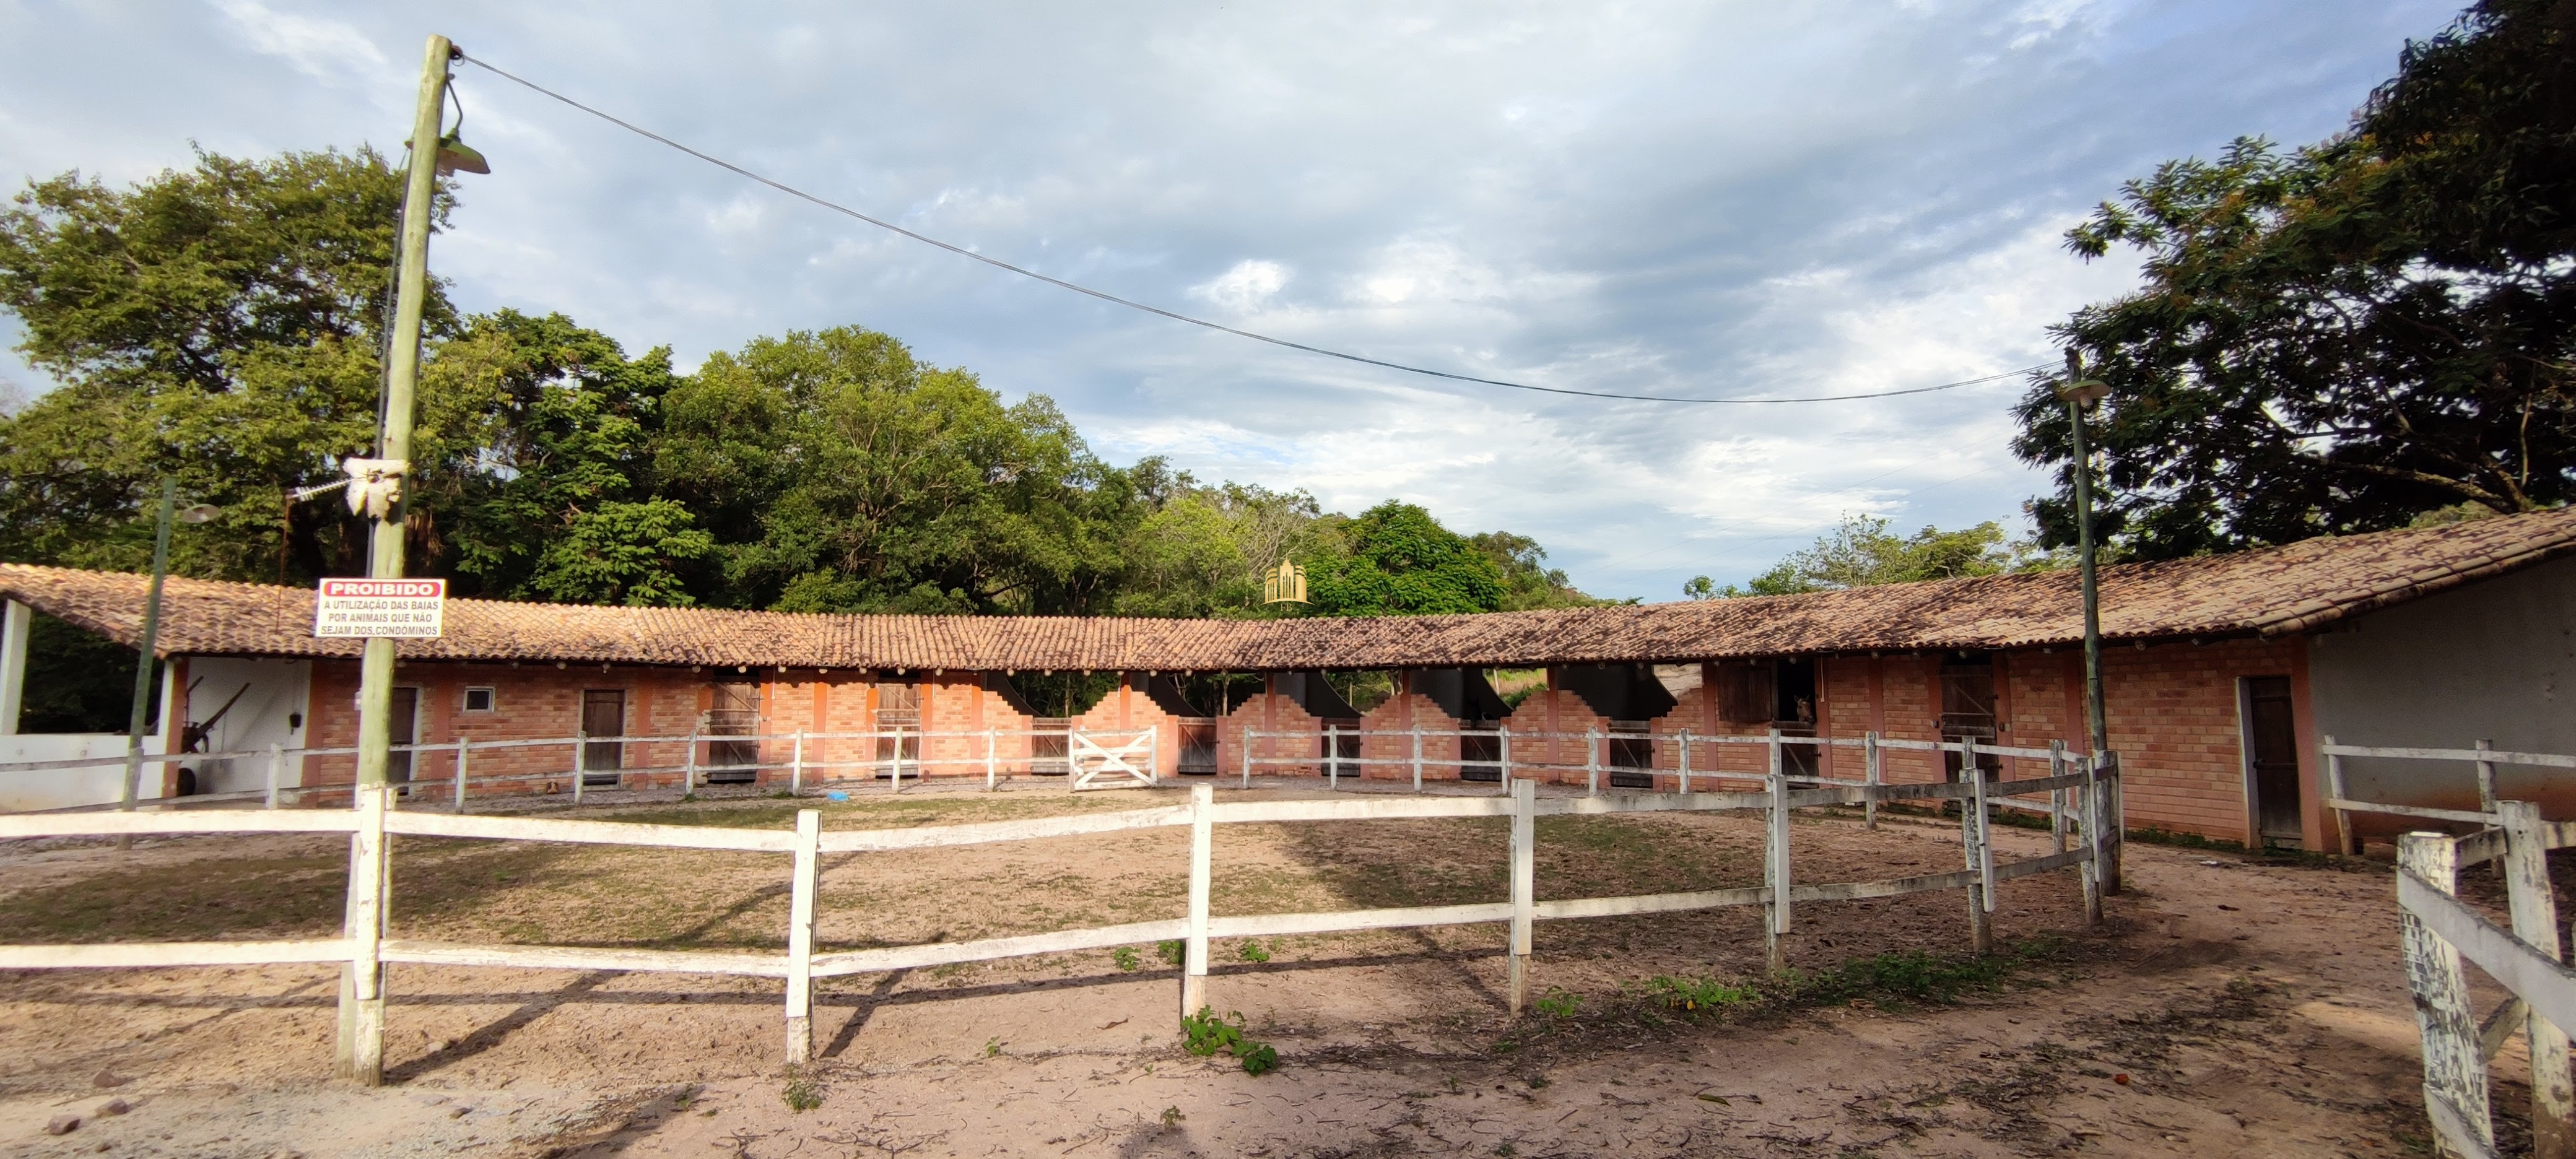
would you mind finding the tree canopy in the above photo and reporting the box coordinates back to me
[1684,514,2046,599]
[2016,0,2576,558]
[0,148,1604,630]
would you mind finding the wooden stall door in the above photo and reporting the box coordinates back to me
[581,689,625,783]
[2242,676,2302,845]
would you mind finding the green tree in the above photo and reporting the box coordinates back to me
[654,326,1129,614]
[413,310,707,605]
[1471,531,1611,610]
[2016,0,2576,558]
[1303,501,1505,616]
[0,147,445,581]
[1687,514,2034,597]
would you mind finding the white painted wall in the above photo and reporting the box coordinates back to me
[175,656,313,796]
[0,734,167,812]
[2311,553,2576,812]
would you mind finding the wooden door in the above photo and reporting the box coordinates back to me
[387,687,419,784]
[2243,677,2302,844]
[708,682,759,779]
[581,689,624,776]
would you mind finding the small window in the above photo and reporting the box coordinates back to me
[463,687,496,713]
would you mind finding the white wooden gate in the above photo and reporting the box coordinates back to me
[1070,728,1158,791]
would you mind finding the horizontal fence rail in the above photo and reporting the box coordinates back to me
[0,751,2118,1086]
[2323,736,2576,849]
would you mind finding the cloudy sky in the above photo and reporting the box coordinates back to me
[0,1,2459,600]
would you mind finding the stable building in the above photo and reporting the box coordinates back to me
[2,508,2572,850]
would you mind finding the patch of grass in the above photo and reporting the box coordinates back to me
[1112,945,1142,971]
[1533,988,1582,1018]
[1237,939,1271,963]
[1156,939,1185,966]
[1645,975,1761,1014]
[781,1069,822,1112]
[984,1036,1002,1057]
[1640,937,2064,1021]
[1180,1007,1278,1075]
[2127,825,2247,852]
[0,853,348,942]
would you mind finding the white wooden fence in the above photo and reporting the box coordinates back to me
[0,754,2115,1087]
[2399,801,2576,1159]
[2328,736,2576,841]
[0,724,1163,814]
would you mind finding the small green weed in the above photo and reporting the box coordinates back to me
[1159,1105,1185,1127]
[1646,975,1760,1014]
[1112,945,1142,972]
[1181,1007,1279,1075]
[984,1036,1002,1057]
[1237,940,1271,963]
[781,1069,822,1112]
[1156,939,1185,966]
[1533,988,1580,1018]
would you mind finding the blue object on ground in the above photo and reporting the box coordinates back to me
[826,790,850,802]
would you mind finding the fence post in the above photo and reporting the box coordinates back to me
[1499,726,1513,796]
[2476,739,2500,818]
[1181,783,1213,1020]
[2324,734,2355,855]
[1411,723,1423,792]
[1862,731,1881,830]
[2079,753,2104,929]
[2400,831,2493,1158]
[892,728,905,792]
[572,730,587,804]
[2501,801,2576,1158]
[1326,723,1338,790]
[334,783,389,1085]
[985,728,998,791]
[266,743,284,812]
[2102,750,2124,894]
[1766,737,1790,973]
[1585,727,1599,797]
[785,808,820,1067]
[790,730,804,795]
[1959,740,1992,955]
[1509,776,1534,1015]
[1678,727,1692,795]
[453,737,469,814]
[1241,729,1253,788]
[2048,740,2068,854]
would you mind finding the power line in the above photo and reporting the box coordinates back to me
[455,52,2050,407]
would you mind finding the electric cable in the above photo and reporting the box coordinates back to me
[453,52,2050,406]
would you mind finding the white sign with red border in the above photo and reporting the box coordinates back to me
[313,578,446,638]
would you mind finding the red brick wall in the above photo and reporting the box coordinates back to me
[1356,688,1464,781]
[1500,689,1608,787]
[1218,692,1321,777]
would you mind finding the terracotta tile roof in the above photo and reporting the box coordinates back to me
[6,506,2572,670]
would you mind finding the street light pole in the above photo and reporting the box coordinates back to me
[336,33,459,1088]
[2057,350,2115,893]
[118,479,178,825]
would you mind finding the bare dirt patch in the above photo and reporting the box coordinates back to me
[0,782,2486,1156]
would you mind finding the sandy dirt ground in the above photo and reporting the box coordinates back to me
[0,780,2537,1157]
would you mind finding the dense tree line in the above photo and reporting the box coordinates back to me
[0,149,1603,627]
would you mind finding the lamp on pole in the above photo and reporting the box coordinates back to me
[2055,350,2115,892]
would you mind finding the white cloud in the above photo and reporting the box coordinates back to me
[209,0,384,82]
[3,0,2464,601]
[1190,259,1290,314]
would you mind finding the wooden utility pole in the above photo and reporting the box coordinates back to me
[337,33,458,1087]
